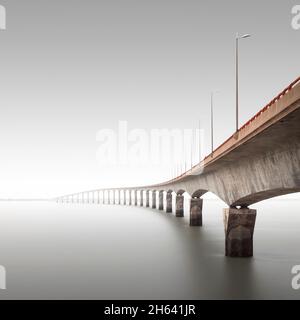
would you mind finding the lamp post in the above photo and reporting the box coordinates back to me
[235,33,251,132]
[0,5,6,31]
[210,91,219,155]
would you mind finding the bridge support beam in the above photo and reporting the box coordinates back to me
[223,208,257,257]
[166,192,172,213]
[152,191,156,209]
[159,191,164,210]
[176,195,184,217]
[190,198,203,226]
[146,191,150,207]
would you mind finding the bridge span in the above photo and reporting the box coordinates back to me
[57,77,300,257]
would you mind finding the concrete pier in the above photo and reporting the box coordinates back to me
[190,198,203,226]
[166,192,172,213]
[176,194,184,217]
[128,190,131,206]
[134,190,138,206]
[152,191,156,209]
[223,208,257,257]
[159,191,164,210]
[140,191,144,207]
[146,191,150,207]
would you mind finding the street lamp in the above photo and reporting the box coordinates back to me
[0,5,6,31]
[210,91,219,155]
[235,33,251,132]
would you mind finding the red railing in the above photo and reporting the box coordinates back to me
[239,76,300,131]
[153,76,300,184]
[203,76,300,162]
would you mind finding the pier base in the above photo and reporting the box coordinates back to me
[190,198,203,226]
[134,191,137,206]
[128,191,132,206]
[176,195,184,217]
[166,192,172,213]
[223,208,257,257]
[146,191,150,207]
[159,191,164,210]
[140,191,144,207]
[152,192,156,209]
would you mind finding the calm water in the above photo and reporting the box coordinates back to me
[0,198,300,300]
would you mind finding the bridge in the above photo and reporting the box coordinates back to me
[56,77,300,258]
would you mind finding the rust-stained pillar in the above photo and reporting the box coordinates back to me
[223,207,257,257]
[128,190,132,206]
[134,190,138,206]
[146,190,150,207]
[152,191,156,209]
[140,190,144,207]
[166,192,172,213]
[176,194,184,217]
[190,198,203,226]
[159,191,164,210]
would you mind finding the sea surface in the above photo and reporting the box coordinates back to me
[0,197,300,299]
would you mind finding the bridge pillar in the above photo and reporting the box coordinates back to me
[146,191,150,207]
[176,194,184,217]
[121,190,124,205]
[116,190,119,205]
[223,208,257,257]
[134,190,138,206]
[128,190,132,206]
[166,192,172,213]
[152,191,156,209]
[159,191,164,210]
[190,198,203,226]
[140,191,144,207]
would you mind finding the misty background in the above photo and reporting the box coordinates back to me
[0,0,299,198]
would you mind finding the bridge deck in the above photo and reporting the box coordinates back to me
[170,77,300,181]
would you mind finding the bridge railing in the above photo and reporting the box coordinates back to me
[202,76,300,164]
[240,76,300,131]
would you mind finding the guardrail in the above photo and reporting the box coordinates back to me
[203,76,300,162]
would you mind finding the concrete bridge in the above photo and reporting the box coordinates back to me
[57,77,300,257]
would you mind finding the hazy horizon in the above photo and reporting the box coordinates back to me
[0,0,299,198]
